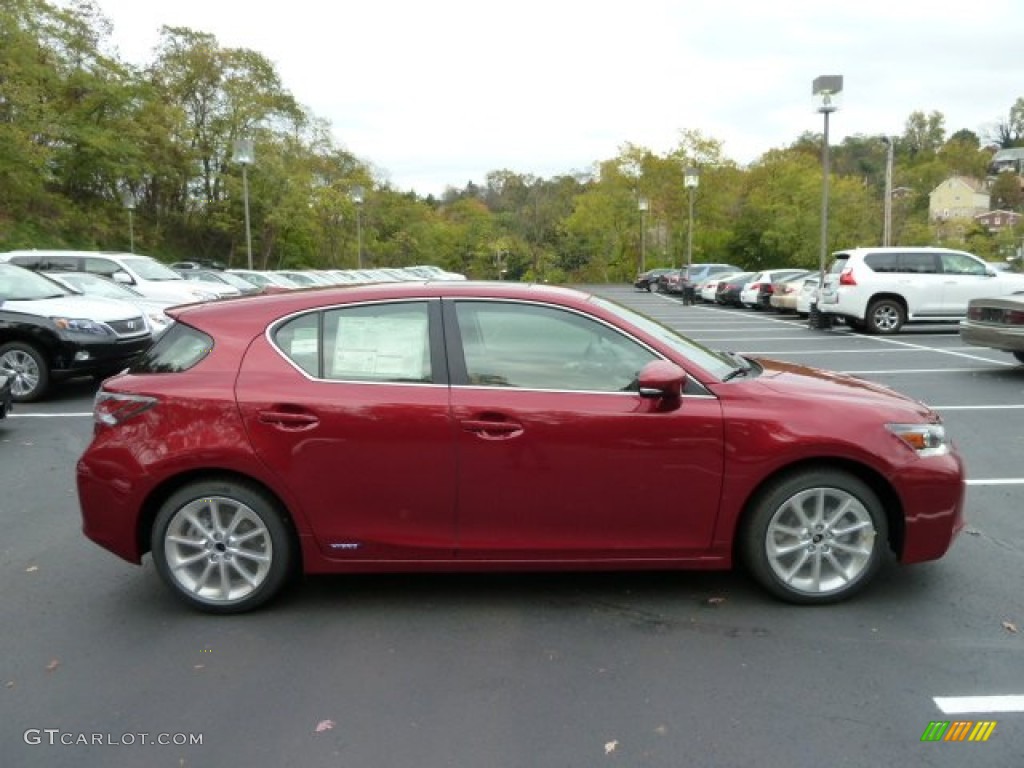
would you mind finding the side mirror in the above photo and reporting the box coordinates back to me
[112,271,133,285]
[638,360,687,399]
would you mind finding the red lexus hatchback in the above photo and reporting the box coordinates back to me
[77,282,965,613]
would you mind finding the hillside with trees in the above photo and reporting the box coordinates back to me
[3,0,1023,281]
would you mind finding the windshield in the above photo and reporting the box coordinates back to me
[55,273,136,299]
[590,296,735,380]
[120,256,183,281]
[0,265,72,301]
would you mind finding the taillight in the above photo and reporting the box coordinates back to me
[94,391,157,427]
[839,268,857,286]
[1008,310,1024,325]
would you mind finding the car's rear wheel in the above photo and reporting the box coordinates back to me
[151,479,294,614]
[865,299,905,334]
[0,341,50,402]
[741,469,887,604]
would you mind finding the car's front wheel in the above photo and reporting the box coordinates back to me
[866,298,905,334]
[151,479,295,613]
[741,469,887,604]
[0,341,50,402]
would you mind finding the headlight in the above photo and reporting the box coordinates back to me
[189,289,218,301]
[146,311,173,332]
[886,423,949,457]
[51,317,112,337]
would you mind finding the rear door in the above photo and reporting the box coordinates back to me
[235,299,458,560]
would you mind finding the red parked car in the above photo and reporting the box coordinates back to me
[77,282,965,613]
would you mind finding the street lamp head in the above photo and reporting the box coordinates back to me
[232,138,255,165]
[350,185,365,205]
[121,189,136,210]
[812,75,843,114]
[638,197,649,212]
[684,167,700,190]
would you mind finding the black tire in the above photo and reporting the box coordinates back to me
[865,298,905,334]
[1013,352,1024,364]
[741,469,887,605]
[151,478,295,614]
[0,341,50,402]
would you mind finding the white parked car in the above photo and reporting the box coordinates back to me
[739,269,809,309]
[795,275,822,318]
[0,250,218,304]
[44,271,177,337]
[700,271,743,303]
[819,247,1024,333]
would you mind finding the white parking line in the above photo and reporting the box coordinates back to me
[842,367,1011,374]
[935,696,1024,715]
[965,479,1024,486]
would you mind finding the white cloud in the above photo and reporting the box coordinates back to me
[92,0,1023,195]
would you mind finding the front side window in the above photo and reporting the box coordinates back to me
[454,301,656,392]
[940,252,986,276]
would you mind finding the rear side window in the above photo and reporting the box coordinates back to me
[828,255,850,274]
[273,302,433,383]
[83,257,121,278]
[130,323,212,373]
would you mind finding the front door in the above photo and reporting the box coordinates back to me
[444,299,725,561]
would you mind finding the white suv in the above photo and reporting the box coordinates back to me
[818,246,1024,333]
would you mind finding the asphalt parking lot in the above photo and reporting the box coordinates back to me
[2,285,1022,768]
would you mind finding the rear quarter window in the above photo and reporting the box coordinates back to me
[129,323,212,373]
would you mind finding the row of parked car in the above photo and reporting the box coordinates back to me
[636,264,821,314]
[0,249,465,402]
[635,247,1024,362]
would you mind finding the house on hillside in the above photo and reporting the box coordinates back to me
[989,147,1024,176]
[928,176,990,221]
[974,209,1022,234]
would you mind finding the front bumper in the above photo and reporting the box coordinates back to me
[51,335,153,380]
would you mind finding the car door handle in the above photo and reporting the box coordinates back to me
[460,419,524,440]
[257,410,320,430]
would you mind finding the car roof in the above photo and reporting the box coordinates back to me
[168,281,596,327]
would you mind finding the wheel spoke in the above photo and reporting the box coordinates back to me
[172,550,211,569]
[229,560,260,588]
[232,548,270,564]
[830,539,873,557]
[167,534,205,549]
[823,551,851,582]
[781,549,811,583]
[833,520,872,538]
[218,560,231,600]
[192,561,215,593]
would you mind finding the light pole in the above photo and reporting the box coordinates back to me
[638,197,649,275]
[121,190,136,253]
[683,167,699,305]
[232,138,255,270]
[882,136,894,247]
[811,75,843,328]
[351,185,364,269]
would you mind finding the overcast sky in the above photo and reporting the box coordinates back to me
[91,0,1023,197]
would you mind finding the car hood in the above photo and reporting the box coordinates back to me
[4,295,144,321]
[748,357,936,420]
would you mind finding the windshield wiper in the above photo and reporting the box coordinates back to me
[720,350,752,382]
